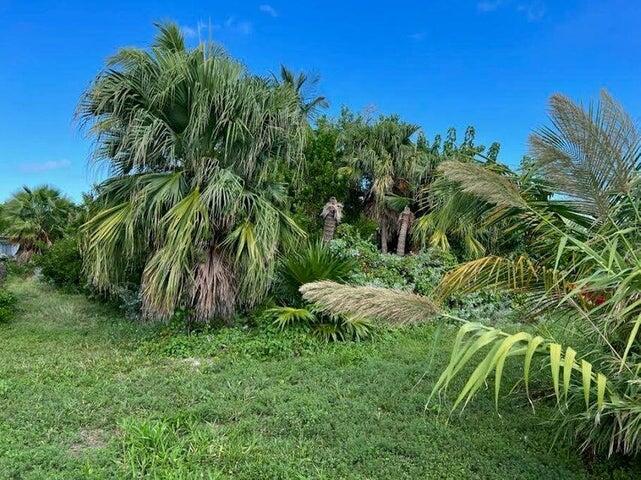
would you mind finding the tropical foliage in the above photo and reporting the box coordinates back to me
[301,91,641,456]
[5,18,639,467]
[339,114,427,253]
[0,186,76,260]
[267,241,371,341]
[79,23,308,323]
[37,235,84,290]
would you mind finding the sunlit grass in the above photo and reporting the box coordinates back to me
[0,277,638,479]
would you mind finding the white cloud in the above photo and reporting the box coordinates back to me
[477,0,504,12]
[223,16,253,35]
[477,0,545,21]
[181,25,197,38]
[518,2,546,21]
[20,159,71,174]
[259,4,278,17]
[409,32,426,41]
[181,17,253,40]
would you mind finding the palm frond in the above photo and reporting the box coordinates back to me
[530,90,641,221]
[431,322,611,412]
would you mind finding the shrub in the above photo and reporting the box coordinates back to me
[268,241,371,341]
[275,241,357,304]
[4,259,36,278]
[329,225,457,295]
[37,236,84,290]
[0,289,17,322]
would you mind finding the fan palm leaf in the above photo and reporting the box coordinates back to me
[79,23,307,322]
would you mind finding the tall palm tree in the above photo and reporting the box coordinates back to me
[395,206,414,255]
[300,91,641,456]
[1,186,75,260]
[278,65,328,118]
[79,23,308,323]
[320,197,343,242]
[339,115,426,253]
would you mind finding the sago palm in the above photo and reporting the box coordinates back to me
[267,242,369,341]
[79,23,307,322]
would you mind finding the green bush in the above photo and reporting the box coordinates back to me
[268,241,372,341]
[37,236,84,290]
[4,259,37,278]
[275,241,357,304]
[0,289,17,322]
[329,225,457,295]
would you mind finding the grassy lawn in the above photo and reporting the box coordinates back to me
[1,278,638,479]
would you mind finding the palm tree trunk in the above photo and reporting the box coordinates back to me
[381,224,388,253]
[397,216,409,255]
[322,214,337,243]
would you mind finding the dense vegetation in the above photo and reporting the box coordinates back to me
[1,21,640,477]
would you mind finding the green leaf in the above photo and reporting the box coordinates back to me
[596,373,606,411]
[581,360,592,409]
[562,347,576,402]
[549,343,562,403]
[524,335,545,398]
[554,236,568,271]
[620,312,641,371]
[494,332,530,408]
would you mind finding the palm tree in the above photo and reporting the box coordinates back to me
[320,197,343,242]
[412,127,504,258]
[395,206,414,255]
[1,186,75,260]
[300,91,641,456]
[278,65,328,118]
[339,115,426,253]
[79,23,307,323]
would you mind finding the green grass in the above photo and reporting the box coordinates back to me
[1,278,639,479]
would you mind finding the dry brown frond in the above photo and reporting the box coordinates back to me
[300,281,439,325]
[190,247,236,322]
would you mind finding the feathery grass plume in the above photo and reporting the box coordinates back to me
[300,280,438,325]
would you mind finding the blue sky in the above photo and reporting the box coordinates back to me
[1,0,640,202]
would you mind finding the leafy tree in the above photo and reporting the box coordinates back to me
[78,23,308,323]
[287,117,352,235]
[1,186,76,260]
